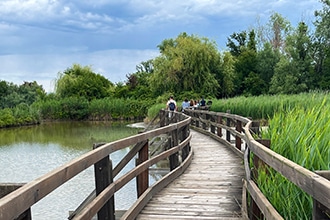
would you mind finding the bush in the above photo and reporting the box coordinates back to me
[0,108,15,127]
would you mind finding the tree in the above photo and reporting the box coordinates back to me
[217,52,235,98]
[226,31,247,57]
[125,60,154,99]
[55,64,114,100]
[270,22,312,94]
[256,12,292,52]
[256,42,281,92]
[149,33,220,97]
[313,0,330,89]
[228,30,259,95]
[0,80,46,108]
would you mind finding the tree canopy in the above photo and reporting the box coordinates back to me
[150,33,220,98]
[55,64,114,101]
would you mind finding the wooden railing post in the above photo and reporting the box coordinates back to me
[235,120,242,150]
[93,143,115,220]
[217,115,222,137]
[159,110,166,127]
[226,110,231,142]
[0,184,31,220]
[313,171,330,220]
[169,129,179,171]
[136,141,149,197]
[249,139,270,220]
[210,115,215,134]
[202,112,207,130]
[195,111,200,128]
[251,121,261,137]
[181,124,190,161]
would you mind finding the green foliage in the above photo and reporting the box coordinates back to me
[270,22,313,94]
[218,52,235,98]
[256,42,281,92]
[35,96,150,121]
[258,101,330,219]
[210,92,330,120]
[0,108,15,127]
[0,80,46,109]
[0,105,40,128]
[55,64,114,101]
[36,96,89,120]
[150,32,220,97]
[227,31,247,56]
[147,103,166,120]
[124,60,154,99]
[314,0,330,90]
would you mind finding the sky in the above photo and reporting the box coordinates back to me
[0,0,323,93]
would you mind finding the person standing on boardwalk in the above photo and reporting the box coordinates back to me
[166,96,177,111]
[166,96,177,117]
[181,98,190,112]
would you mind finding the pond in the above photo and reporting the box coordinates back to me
[0,121,157,220]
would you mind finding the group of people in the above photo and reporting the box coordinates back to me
[166,96,207,112]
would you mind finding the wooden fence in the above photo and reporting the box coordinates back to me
[0,110,191,220]
[1,108,329,219]
[184,109,330,220]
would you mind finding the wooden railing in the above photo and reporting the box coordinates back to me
[184,109,330,220]
[0,110,191,220]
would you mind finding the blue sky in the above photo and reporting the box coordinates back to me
[0,0,322,92]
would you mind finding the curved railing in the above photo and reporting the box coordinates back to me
[0,110,191,220]
[184,109,330,219]
[1,108,329,219]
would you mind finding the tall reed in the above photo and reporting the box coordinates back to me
[258,99,330,219]
[211,92,330,120]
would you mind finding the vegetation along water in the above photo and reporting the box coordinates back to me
[0,121,150,220]
[1,2,330,218]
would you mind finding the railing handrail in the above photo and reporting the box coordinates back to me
[184,108,330,219]
[0,110,191,220]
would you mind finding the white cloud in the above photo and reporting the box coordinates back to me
[0,49,159,93]
[0,0,324,94]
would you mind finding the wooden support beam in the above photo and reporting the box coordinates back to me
[136,141,149,198]
[93,143,115,220]
[0,184,31,220]
[313,171,330,220]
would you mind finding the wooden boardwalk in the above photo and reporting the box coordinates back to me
[136,130,245,220]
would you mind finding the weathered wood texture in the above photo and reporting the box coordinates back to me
[136,130,244,220]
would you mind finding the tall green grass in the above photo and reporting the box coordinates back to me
[211,92,330,120]
[147,103,166,120]
[258,99,330,219]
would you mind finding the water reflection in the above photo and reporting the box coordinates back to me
[0,121,149,220]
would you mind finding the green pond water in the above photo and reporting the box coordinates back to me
[0,121,156,220]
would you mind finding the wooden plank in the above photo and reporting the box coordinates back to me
[135,129,244,219]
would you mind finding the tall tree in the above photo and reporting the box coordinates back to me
[217,52,235,98]
[228,30,260,95]
[150,33,220,97]
[256,42,281,92]
[314,0,330,89]
[256,12,292,53]
[270,22,312,94]
[226,31,247,57]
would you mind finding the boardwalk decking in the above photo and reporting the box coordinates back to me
[136,130,245,220]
